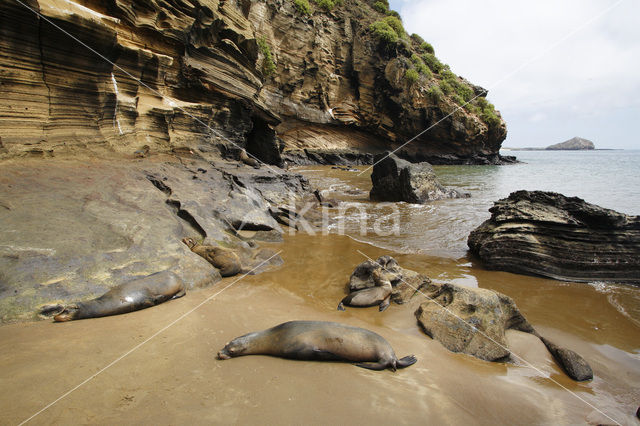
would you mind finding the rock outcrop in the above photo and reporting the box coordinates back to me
[347,256,431,305]
[0,153,309,323]
[414,282,593,381]
[369,153,469,203]
[468,191,640,283]
[0,0,507,165]
[547,137,595,150]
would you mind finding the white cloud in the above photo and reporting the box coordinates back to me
[392,0,640,148]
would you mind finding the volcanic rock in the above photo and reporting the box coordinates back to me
[369,153,469,203]
[468,190,640,283]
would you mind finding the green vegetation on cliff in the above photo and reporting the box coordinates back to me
[294,0,313,15]
[257,37,276,76]
[313,0,343,10]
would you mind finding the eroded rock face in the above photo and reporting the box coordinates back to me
[369,153,469,203]
[1,0,507,164]
[468,191,640,283]
[0,154,308,323]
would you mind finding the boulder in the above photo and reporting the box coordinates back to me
[414,283,593,381]
[369,153,469,203]
[347,256,430,305]
[468,190,640,283]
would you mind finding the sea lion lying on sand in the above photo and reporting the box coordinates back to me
[217,320,417,371]
[338,269,393,311]
[43,271,185,322]
[182,238,243,277]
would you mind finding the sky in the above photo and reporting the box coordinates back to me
[388,0,640,149]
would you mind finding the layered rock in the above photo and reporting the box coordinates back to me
[0,153,310,323]
[468,191,640,283]
[0,0,507,165]
[369,153,469,203]
[547,137,595,150]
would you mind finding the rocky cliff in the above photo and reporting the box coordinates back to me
[0,0,507,164]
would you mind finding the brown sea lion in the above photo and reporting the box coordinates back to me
[217,320,417,371]
[239,149,260,168]
[182,238,243,277]
[338,269,393,311]
[48,271,185,322]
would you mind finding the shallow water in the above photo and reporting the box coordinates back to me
[1,154,639,425]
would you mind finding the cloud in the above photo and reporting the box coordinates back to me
[392,0,640,148]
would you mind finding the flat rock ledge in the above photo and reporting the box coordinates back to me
[468,190,640,284]
[369,153,469,203]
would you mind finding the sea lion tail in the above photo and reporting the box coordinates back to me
[39,304,64,317]
[396,355,417,369]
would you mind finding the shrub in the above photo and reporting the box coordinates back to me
[477,98,500,126]
[294,0,313,14]
[457,84,474,102]
[439,80,453,95]
[420,41,434,54]
[427,85,443,102]
[385,9,401,19]
[369,20,399,44]
[313,0,343,10]
[382,16,405,38]
[405,68,419,84]
[422,53,443,73]
[411,33,425,44]
[411,54,431,77]
[373,0,387,13]
[257,37,276,76]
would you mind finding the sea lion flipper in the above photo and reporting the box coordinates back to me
[171,288,186,299]
[379,295,391,312]
[337,302,346,311]
[397,355,417,369]
[355,361,388,371]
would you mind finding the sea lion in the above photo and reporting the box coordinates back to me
[182,237,243,277]
[239,149,260,168]
[217,320,417,371]
[338,269,393,311]
[48,271,185,322]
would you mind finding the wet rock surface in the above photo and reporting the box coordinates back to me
[0,154,308,322]
[468,190,640,283]
[369,153,470,203]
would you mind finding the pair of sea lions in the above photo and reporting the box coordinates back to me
[337,268,393,311]
[42,271,185,322]
[218,320,417,371]
[182,238,244,277]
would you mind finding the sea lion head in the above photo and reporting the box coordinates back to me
[217,333,256,359]
[53,305,80,322]
[181,237,197,249]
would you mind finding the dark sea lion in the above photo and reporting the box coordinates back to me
[338,269,393,311]
[217,320,417,371]
[50,271,185,322]
[182,237,242,277]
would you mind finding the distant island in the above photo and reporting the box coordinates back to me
[546,137,595,150]
[503,136,596,151]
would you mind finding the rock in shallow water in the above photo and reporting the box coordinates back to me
[468,190,640,284]
[369,153,469,203]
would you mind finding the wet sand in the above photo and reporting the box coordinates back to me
[1,165,639,425]
[1,232,639,425]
